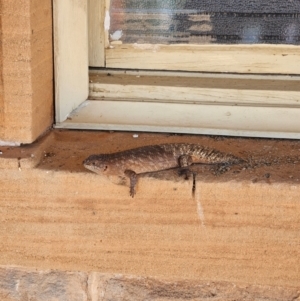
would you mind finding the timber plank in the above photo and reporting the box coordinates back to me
[0,0,53,143]
[0,130,300,287]
[106,44,300,74]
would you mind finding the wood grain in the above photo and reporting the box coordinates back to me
[53,0,89,122]
[0,130,300,287]
[106,44,300,74]
[88,0,105,67]
[0,0,53,143]
[105,0,111,48]
[0,0,4,139]
[89,71,300,107]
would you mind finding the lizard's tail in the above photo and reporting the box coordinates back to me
[192,146,245,165]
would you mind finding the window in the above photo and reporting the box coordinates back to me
[53,0,300,138]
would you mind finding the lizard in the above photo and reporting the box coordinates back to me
[83,143,244,197]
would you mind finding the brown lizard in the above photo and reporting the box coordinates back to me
[83,143,244,197]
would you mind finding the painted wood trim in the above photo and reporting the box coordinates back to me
[88,0,105,66]
[106,44,300,74]
[55,100,300,139]
[89,70,300,107]
[104,0,111,48]
[53,0,89,123]
[55,2,300,139]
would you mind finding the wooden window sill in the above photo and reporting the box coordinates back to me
[0,129,300,287]
[55,70,300,139]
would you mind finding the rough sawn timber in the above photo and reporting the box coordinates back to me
[0,130,300,288]
[0,0,53,143]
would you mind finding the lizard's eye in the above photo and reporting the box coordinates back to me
[103,165,108,171]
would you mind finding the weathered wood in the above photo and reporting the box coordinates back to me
[106,44,300,74]
[88,0,105,66]
[53,0,89,122]
[0,130,300,287]
[105,0,111,48]
[0,0,4,140]
[86,71,300,138]
[89,71,300,107]
[0,0,53,143]
[58,99,300,139]
[62,71,300,138]
[75,70,300,139]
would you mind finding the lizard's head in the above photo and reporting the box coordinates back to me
[83,154,109,174]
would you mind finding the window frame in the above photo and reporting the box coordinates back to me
[53,0,300,139]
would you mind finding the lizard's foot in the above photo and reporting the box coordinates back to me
[124,170,137,197]
[178,168,193,180]
[178,155,193,168]
[178,169,197,196]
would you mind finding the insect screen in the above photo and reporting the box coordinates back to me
[109,0,300,45]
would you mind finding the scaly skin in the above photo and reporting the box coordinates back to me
[83,143,244,197]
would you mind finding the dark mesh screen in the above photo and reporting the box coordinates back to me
[110,0,300,44]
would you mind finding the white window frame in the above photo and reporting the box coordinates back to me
[53,0,300,139]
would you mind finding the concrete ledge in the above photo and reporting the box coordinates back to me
[0,130,300,288]
[0,267,299,301]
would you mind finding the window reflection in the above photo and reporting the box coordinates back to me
[110,0,300,45]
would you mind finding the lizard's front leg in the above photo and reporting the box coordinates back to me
[124,170,138,197]
[192,172,196,196]
[178,154,193,179]
[179,155,197,196]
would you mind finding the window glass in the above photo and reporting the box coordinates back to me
[110,0,300,45]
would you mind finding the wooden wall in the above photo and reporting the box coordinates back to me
[0,0,53,144]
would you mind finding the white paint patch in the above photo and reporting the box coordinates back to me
[110,30,123,41]
[195,191,205,227]
[104,10,110,30]
[0,140,21,146]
